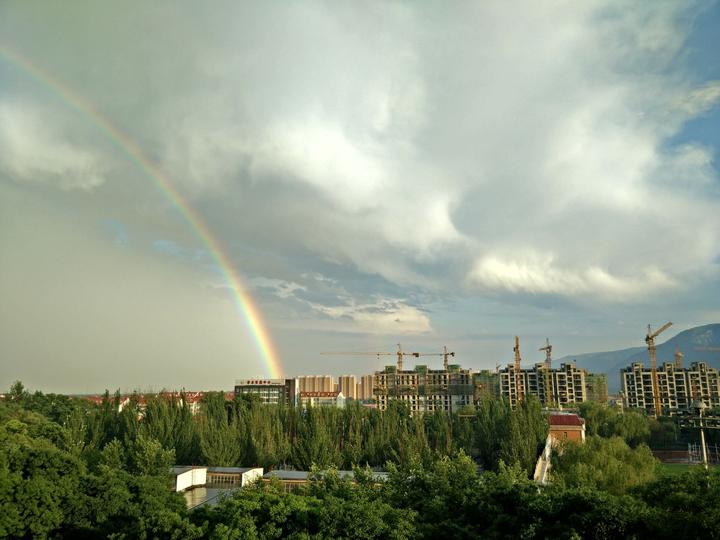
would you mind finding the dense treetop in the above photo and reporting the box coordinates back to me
[1,382,718,539]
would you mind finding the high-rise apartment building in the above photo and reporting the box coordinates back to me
[621,361,720,414]
[356,374,375,400]
[297,375,335,393]
[337,375,357,400]
[373,364,473,414]
[500,363,587,408]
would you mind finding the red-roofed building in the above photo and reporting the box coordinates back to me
[548,413,585,443]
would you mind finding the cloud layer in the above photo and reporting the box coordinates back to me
[1,1,719,389]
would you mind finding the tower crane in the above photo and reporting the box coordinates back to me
[646,321,672,417]
[695,347,720,352]
[320,344,455,371]
[513,336,523,403]
[539,338,552,369]
[539,338,554,407]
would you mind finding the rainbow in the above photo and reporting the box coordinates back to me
[0,45,283,379]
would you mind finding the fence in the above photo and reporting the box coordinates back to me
[688,442,720,465]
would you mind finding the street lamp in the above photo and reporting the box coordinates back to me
[693,400,709,470]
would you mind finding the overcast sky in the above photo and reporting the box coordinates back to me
[1,1,719,393]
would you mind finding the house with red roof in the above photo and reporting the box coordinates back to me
[548,413,585,443]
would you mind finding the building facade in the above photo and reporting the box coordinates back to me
[337,375,357,400]
[500,362,587,408]
[548,413,586,443]
[357,374,375,400]
[373,364,473,414]
[473,370,501,402]
[621,361,720,415]
[297,375,335,393]
[234,379,298,406]
[586,373,609,403]
[298,391,346,408]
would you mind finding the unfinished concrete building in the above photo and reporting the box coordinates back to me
[473,370,501,402]
[621,361,720,415]
[373,363,473,414]
[586,373,609,403]
[500,362,587,408]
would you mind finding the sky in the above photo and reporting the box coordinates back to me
[1,1,719,393]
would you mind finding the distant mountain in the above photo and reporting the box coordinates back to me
[556,323,720,394]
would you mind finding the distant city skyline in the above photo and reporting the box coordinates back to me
[1,1,719,393]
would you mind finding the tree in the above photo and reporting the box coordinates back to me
[551,436,657,495]
[199,392,243,466]
[8,380,28,402]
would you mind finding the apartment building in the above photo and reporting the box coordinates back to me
[356,374,375,400]
[621,361,720,415]
[337,375,357,400]
[500,362,587,408]
[373,364,473,414]
[297,375,335,393]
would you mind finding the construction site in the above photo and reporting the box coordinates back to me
[621,322,720,416]
[232,322,718,417]
[322,346,474,414]
[498,337,592,408]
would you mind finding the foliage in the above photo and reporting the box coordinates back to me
[551,436,658,495]
[578,401,651,447]
[3,382,720,538]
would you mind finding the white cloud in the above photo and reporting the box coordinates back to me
[470,251,675,299]
[2,1,719,303]
[249,277,306,299]
[0,103,106,191]
[310,299,432,335]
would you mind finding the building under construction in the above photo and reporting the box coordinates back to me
[373,363,474,414]
[498,337,590,408]
[322,345,473,414]
[500,361,588,408]
[585,373,609,403]
[621,361,720,414]
[368,347,472,414]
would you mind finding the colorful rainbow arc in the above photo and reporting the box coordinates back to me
[0,45,283,379]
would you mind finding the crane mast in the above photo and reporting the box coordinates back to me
[442,345,455,370]
[513,336,523,404]
[539,338,552,369]
[539,338,554,407]
[646,321,672,417]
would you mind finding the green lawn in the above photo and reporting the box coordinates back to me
[657,462,717,475]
